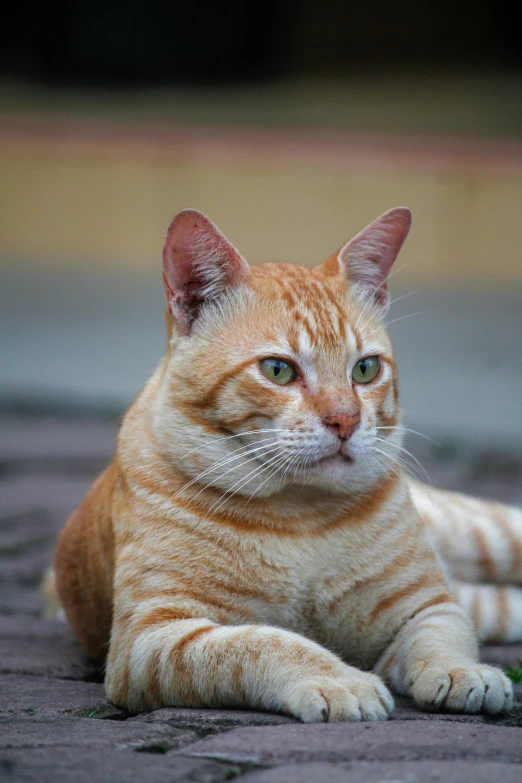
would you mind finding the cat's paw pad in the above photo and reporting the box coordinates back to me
[285,672,394,723]
[410,663,513,714]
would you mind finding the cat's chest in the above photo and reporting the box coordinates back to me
[233,534,395,666]
[250,536,367,626]
[173,525,364,633]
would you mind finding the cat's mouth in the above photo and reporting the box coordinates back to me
[316,450,353,466]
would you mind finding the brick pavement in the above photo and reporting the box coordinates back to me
[1,411,521,783]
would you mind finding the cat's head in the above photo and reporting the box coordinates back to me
[152,207,411,499]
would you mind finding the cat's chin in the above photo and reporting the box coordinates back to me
[291,452,385,496]
[320,452,353,465]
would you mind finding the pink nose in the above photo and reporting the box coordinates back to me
[323,412,360,440]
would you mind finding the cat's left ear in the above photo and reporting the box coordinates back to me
[162,209,250,335]
[322,207,412,312]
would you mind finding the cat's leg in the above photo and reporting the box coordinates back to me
[105,599,394,722]
[410,480,522,584]
[452,581,522,643]
[375,600,513,714]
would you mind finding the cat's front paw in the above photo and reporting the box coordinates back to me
[283,671,394,723]
[409,662,513,715]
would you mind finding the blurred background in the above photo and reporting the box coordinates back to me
[1,0,522,450]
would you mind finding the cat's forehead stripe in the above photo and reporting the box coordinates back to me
[265,267,349,352]
[345,325,358,357]
[250,262,388,359]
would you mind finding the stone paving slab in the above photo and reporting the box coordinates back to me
[129,708,297,736]
[240,760,522,783]
[0,675,110,719]
[183,721,522,765]
[392,691,522,727]
[479,645,522,669]
[0,717,195,752]
[0,617,102,681]
[0,749,234,783]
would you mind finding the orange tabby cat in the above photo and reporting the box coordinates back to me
[52,207,520,721]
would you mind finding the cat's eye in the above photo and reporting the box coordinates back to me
[352,356,380,384]
[259,358,297,386]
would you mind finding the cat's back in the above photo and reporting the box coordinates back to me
[54,462,116,660]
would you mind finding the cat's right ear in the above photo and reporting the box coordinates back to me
[162,209,250,335]
[320,207,412,312]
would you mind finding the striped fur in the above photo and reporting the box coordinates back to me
[411,482,522,642]
[52,208,517,721]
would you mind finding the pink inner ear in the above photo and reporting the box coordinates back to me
[162,209,249,334]
[339,207,412,307]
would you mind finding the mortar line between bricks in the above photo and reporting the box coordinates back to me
[181,750,522,763]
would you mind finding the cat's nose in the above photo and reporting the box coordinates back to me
[323,412,360,440]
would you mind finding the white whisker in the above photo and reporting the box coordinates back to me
[375,425,439,446]
[188,444,283,506]
[370,448,402,479]
[180,428,288,459]
[358,290,418,336]
[242,452,296,509]
[385,441,432,487]
[172,438,282,499]
[372,442,430,486]
[353,260,418,334]
[209,450,289,515]
[364,310,434,341]
[387,291,418,308]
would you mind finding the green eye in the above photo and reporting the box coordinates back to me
[259,358,297,386]
[352,356,380,384]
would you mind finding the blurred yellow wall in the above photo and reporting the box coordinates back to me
[2,118,522,282]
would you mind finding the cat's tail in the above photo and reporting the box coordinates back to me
[410,481,522,642]
[40,566,65,620]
